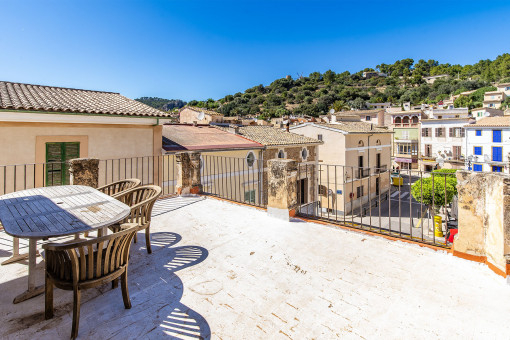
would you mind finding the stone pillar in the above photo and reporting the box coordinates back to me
[176,152,202,195]
[68,158,100,188]
[267,159,298,221]
[454,171,510,278]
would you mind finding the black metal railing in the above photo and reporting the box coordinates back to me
[201,155,266,208]
[297,164,456,248]
[0,155,178,197]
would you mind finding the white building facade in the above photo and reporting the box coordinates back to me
[420,118,469,171]
[464,117,510,174]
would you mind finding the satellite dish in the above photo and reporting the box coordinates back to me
[254,117,258,122]
[329,109,335,114]
[197,111,205,120]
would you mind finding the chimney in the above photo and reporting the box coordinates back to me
[228,124,239,134]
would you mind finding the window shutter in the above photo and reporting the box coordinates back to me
[493,130,502,143]
[449,128,454,137]
[46,143,63,186]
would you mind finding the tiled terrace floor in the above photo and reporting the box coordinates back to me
[1,196,510,339]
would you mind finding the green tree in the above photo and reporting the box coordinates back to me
[332,100,350,112]
[454,95,472,108]
[411,172,457,213]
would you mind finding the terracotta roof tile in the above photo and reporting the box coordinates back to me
[0,81,169,117]
[179,106,223,116]
[216,125,322,146]
[466,116,510,127]
[162,125,264,151]
[311,122,390,134]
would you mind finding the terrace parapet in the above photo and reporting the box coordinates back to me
[454,171,510,278]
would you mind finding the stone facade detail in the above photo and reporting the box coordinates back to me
[176,152,202,195]
[454,171,510,277]
[68,158,100,188]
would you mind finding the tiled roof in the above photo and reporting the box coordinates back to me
[179,106,223,116]
[162,124,264,152]
[0,81,169,117]
[465,116,510,127]
[338,109,383,115]
[312,122,390,134]
[217,125,322,146]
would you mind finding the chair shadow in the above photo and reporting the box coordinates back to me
[0,231,211,340]
[152,196,206,217]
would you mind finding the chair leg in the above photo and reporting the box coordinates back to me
[71,288,81,340]
[145,227,152,254]
[134,233,137,243]
[45,274,54,320]
[121,271,131,309]
[112,278,119,289]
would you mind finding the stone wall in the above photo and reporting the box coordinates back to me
[261,145,318,206]
[175,152,202,195]
[69,158,100,188]
[454,171,510,276]
[267,159,298,220]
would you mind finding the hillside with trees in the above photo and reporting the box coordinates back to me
[186,53,510,118]
[135,97,186,111]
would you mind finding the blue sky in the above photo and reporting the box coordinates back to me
[1,1,510,101]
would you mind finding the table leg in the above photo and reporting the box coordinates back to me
[2,237,30,265]
[13,239,44,304]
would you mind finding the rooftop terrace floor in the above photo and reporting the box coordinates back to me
[1,196,510,339]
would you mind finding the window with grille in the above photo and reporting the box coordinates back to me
[244,190,256,204]
[452,146,461,159]
[356,185,364,198]
[425,144,432,157]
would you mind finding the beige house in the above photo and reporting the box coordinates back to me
[178,107,224,124]
[162,124,322,206]
[0,81,172,192]
[162,124,265,204]
[217,125,323,207]
[483,91,506,109]
[290,122,392,214]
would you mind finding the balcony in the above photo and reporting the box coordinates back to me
[375,165,388,173]
[356,168,371,179]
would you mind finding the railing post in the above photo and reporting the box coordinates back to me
[68,158,100,188]
[267,159,298,221]
[176,152,202,195]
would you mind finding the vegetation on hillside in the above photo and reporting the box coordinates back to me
[186,53,510,118]
[135,97,186,111]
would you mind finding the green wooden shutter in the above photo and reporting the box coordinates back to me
[45,142,80,186]
[63,142,80,185]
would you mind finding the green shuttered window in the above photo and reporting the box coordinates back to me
[45,142,80,186]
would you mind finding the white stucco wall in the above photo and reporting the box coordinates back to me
[465,127,510,173]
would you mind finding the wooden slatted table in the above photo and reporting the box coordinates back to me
[0,185,130,303]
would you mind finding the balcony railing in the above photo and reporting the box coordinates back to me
[375,165,388,173]
[356,168,371,179]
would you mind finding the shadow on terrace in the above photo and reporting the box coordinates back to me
[0,199,211,339]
